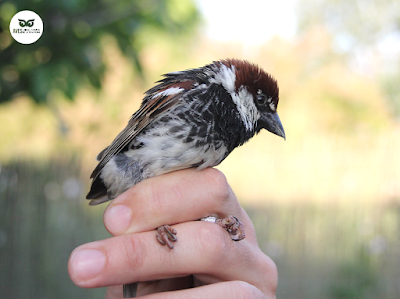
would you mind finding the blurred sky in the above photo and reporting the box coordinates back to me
[193,0,298,44]
[194,0,400,74]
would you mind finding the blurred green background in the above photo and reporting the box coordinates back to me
[1,0,400,298]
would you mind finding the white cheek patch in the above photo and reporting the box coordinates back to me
[209,64,260,131]
[208,64,260,131]
[232,87,260,131]
[151,87,183,99]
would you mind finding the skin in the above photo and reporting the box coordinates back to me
[68,168,278,298]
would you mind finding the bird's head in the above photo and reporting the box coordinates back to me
[209,59,285,140]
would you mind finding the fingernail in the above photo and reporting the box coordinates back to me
[70,249,105,280]
[104,204,132,234]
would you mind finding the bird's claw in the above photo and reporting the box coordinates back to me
[216,215,246,241]
[156,225,177,249]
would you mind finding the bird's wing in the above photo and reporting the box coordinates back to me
[90,80,195,180]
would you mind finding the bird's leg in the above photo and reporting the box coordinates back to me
[156,225,178,249]
[123,282,138,298]
[155,216,245,250]
[202,215,246,241]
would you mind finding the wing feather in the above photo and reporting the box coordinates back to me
[90,85,187,180]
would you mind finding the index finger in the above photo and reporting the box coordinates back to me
[103,168,244,236]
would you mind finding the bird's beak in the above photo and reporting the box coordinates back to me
[259,112,285,140]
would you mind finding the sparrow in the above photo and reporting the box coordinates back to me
[86,59,285,297]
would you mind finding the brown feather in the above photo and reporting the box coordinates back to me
[220,59,279,110]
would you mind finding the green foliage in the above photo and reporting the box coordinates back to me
[328,248,378,299]
[0,0,200,104]
[0,158,109,298]
[247,203,398,299]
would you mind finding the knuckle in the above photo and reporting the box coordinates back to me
[197,223,231,267]
[257,255,278,295]
[229,281,266,299]
[120,234,146,271]
[134,181,165,216]
[203,168,231,204]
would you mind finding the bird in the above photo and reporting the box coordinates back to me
[86,58,285,297]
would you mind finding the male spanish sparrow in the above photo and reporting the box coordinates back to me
[86,59,285,297]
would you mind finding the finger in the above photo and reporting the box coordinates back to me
[105,285,122,299]
[103,168,245,236]
[105,281,268,299]
[140,281,268,299]
[68,221,276,294]
[105,277,193,299]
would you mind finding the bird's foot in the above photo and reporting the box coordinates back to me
[202,215,246,241]
[216,215,246,241]
[156,225,177,249]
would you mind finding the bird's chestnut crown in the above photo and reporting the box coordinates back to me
[221,59,279,113]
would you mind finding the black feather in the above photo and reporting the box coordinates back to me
[86,176,107,200]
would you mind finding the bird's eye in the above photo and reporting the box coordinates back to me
[256,94,267,105]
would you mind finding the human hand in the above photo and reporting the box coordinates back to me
[68,168,278,298]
